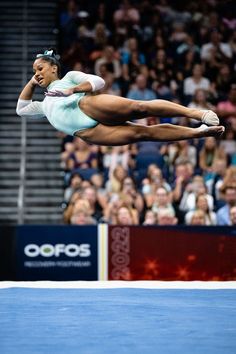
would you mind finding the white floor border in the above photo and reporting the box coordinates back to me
[1,281,236,289]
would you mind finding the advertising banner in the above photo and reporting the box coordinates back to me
[108,226,236,281]
[16,225,98,280]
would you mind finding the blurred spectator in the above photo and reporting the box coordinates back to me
[113,0,140,27]
[90,173,108,210]
[98,64,121,95]
[121,37,145,66]
[230,206,236,225]
[142,164,171,208]
[183,64,210,99]
[143,210,157,225]
[120,176,144,215]
[199,137,226,178]
[172,161,194,204]
[64,197,91,224]
[219,125,236,161]
[105,164,128,194]
[167,140,197,169]
[185,194,217,225]
[70,209,97,225]
[64,172,84,204]
[188,209,206,225]
[157,209,178,225]
[151,186,175,216]
[200,28,232,62]
[65,137,98,171]
[217,185,236,225]
[215,64,233,101]
[94,45,121,79]
[127,74,156,103]
[217,84,236,137]
[179,175,214,213]
[114,206,137,225]
[81,186,104,222]
[205,158,227,209]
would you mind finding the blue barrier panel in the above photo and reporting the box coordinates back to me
[16,225,98,281]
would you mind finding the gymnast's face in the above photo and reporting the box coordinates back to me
[33,58,58,87]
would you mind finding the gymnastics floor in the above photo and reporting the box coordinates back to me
[0,281,236,354]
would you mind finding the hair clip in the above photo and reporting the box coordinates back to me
[36,50,60,60]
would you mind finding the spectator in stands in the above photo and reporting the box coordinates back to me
[90,173,108,210]
[183,64,210,99]
[156,209,178,226]
[143,210,157,225]
[64,172,84,204]
[70,209,97,225]
[185,194,217,225]
[215,64,233,101]
[94,45,121,79]
[108,146,131,178]
[167,140,197,169]
[188,209,206,225]
[219,125,236,161]
[61,141,75,171]
[120,176,144,216]
[151,186,175,216]
[217,84,236,138]
[81,186,104,222]
[67,137,98,170]
[200,28,232,63]
[64,197,91,224]
[199,137,226,179]
[105,164,128,194]
[230,206,236,225]
[180,176,214,213]
[98,64,121,96]
[205,158,227,209]
[113,205,136,225]
[127,74,156,103]
[113,0,140,28]
[172,161,194,204]
[142,165,171,209]
[217,185,236,225]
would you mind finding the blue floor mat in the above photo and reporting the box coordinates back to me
[0,288,236,354]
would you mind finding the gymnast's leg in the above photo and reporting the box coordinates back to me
[77,122,224,146]
[79,94,219,126]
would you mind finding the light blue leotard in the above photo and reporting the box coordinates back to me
[16,71,105,136]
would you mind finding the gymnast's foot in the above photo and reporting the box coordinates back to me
[196,124,225,138]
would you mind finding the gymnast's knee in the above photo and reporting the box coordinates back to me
[131,101,149,117]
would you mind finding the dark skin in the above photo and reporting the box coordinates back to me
[18,58,225,146]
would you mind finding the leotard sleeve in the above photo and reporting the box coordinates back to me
[16,99,45,119]
[64,71,105,92]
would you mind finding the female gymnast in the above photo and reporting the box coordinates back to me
[16,49,224,146]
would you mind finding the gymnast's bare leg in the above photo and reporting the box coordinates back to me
[77,121,224,146]
[79,94,219,126]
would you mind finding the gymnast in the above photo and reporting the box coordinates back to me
[16,49,224,146]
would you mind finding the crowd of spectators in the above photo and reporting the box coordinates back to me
[58,0,236,226]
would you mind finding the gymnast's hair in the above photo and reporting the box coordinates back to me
[36,48,61,77]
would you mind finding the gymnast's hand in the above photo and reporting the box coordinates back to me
[30,75,39,86]
[45,88,74,97]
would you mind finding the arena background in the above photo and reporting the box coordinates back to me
[0,1,236,353]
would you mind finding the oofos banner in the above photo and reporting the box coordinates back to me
[16,225,98,280]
